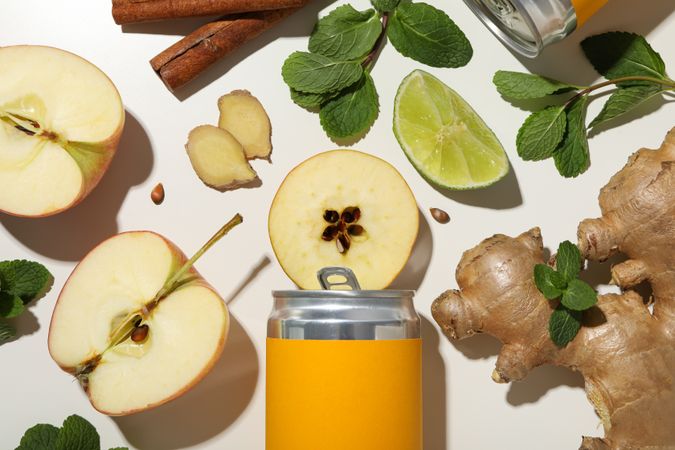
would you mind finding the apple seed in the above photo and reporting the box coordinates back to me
[430,207,450,224]
[151,183,165,205]
[323,210,339,223]
[131,324,149,343]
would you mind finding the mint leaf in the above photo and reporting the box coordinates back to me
[17,423,60,450]
[561,279,598,311]
[17,424,60,450]
[282,52,363,94]
[493,71,578,99]
[553,96,590,177]
[556,240,581,281]
[534,264,567,300]
[290,88,339,109]
[0,321,15,343]
[589,84,664,128]
[581,32,667,82]
[0,260,51,301]
[516,105,567,161]
[55,415,100,450]
[387,0,472,68]
[309,5,382,60]
[372,0,400,12]
[0,292,24,318]
[549,305,582,347]
[320,73,379,139]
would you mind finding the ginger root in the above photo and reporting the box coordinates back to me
[432,228,675,449]
[578,127,675,336]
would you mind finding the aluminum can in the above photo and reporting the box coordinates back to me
[266,267,422,450]
[463,0,607,57]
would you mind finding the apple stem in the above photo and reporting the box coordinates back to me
[149,213,243,309]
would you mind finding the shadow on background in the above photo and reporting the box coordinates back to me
[422,315,447,450]
[433,165,522,210]
[0,112,153,262]
[114,315,258,449]
[390,210,433,290]
[507,365,584,406]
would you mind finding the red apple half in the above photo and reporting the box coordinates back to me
[48,231,229,415]
[0,45,124,217]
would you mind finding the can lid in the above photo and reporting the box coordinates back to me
[272,266,415,299]
[462,0,576,58]
[269,267,419,340]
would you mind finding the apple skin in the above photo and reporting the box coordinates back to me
[47,231,229,416]
[0,45,125,218]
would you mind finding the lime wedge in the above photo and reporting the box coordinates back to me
[394,70,509,190]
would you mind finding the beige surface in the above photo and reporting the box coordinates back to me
[0,0,673,448]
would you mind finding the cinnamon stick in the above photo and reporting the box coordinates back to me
[150,8,300,92]
[112,0,306,25]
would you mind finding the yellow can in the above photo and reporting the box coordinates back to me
[266,267,422,450]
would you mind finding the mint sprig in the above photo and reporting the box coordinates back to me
[282,0,471,141]
[16,414,127,450]
[0,259,52,344]
[534,240,597,347]
[495,32,675,178]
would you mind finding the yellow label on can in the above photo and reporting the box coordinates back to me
[266,338,422,450]
[572,0,608,26]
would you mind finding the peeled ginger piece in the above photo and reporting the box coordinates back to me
[218,90,272,159]
[185,125,257,191]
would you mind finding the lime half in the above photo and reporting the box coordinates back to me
[394,70,509,190]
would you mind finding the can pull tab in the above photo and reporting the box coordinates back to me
[317,267,361,291]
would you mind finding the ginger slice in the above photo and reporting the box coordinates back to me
[218,90,272,160]
[185,125,257,191]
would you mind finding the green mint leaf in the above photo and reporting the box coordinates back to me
[56,415,101,450]
[320,73,379,140]
[0,260,51,301]
[0,320,15,343]
[556,240,582,281]
[589,84,664,128]
[549,305,582,347]
[387,0,472,68]
[0,292,24,318]
[516,105,567,161]
[282,52,363,94]
[561,279,598,311]
[290,88,340,109]
[17,424,60,450]
[309,5,382,60]
[493,71,578,99]
[371,0,400,12]
[581,32,667,82]
[534,264,567,300]
[553,96,590,178]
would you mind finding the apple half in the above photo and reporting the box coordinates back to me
[48,217,241,415]
[0,46,124,217]
[269,150,419,289]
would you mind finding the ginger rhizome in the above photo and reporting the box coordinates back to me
[578,127,675,336]
[432,128,675,449]
[432,228,675,449]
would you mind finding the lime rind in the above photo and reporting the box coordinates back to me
[393,69,509,190]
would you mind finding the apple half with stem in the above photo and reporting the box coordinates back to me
[269,150,419,289]
[0,45,124,217]
[48,215,242,415]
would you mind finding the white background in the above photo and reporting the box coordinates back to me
[1,1,673,449]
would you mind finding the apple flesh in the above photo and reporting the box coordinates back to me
[268,150,419,289]
[0,45,124,217]
[48,218,242,415]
